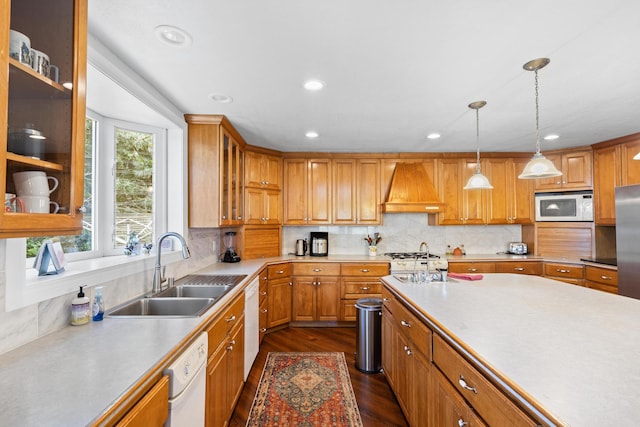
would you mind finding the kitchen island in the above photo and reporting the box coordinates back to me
[382,273,640,426]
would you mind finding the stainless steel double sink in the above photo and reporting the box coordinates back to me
[108,274,247,318]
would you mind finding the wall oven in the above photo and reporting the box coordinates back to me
[535,191,593,222]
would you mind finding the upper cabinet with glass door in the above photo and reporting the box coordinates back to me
[1,0,87,237]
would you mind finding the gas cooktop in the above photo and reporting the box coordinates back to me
[384,252,441,260]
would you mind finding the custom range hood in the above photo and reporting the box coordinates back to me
[381,162,445,213]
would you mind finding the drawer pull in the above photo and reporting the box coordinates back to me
[458,376,478,394]
[361,269,370,273]
[458,419,469,427]
[313,268,322,272]
[600,275,613,280]
[360,287,371,291]
[403,345,412,356]
[400,320,412,328]
[557,269,570,273]
[276,270,284,274]
[468,268,478,272]
[262,276,267,280]
[260,291,267,296]
[226,314,236,323]
[261,309,268,313]
[383,298,390,302]
[260,328,267,332]
[514,267,525,271]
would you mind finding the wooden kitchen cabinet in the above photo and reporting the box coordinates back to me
[437,158,485,225]
[593,134,640,224]
[292,262,341,322]
[244,150,282,190]
[494,261,542,275]
[432,334,537,427]
[185,114,245,227]
[544,261,584,286]
[283,158,332,224]
[340,262,388,321]
[332,158,381,225]
[244,187,281,225]
[116,375,169,427]
[205,294,245,427]
[432,369,487,427]
[449,261,496,274]
[1,0,87,237]
[238,226,281,259]
[534,148,593,192]
[266,263,292,328]
[258,268,268,343]
[533,222,594,259]
[584,264,618,294]
[485,158,534,225]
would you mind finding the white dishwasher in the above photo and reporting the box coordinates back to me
[244,277,260,380]
[164,332,208,427]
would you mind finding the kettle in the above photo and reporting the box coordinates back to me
[295,239,307,256]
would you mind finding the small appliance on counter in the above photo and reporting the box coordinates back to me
[295,238,307,256]
[507,242,528,255]
[222,231,241,263]
[309,232,328,256]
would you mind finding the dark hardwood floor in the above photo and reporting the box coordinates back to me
[230,327,409,427]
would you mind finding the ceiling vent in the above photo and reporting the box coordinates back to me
[381,162,445,213]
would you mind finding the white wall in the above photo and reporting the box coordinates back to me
[283,213,522,256]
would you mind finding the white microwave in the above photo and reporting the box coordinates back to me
[535,191,594,222]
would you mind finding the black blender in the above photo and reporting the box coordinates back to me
[222,231,241,263]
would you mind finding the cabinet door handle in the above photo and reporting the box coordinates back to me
[289,282,293,286]
[361,269,370,273]
[557,269,570,273]
[260,291,267,296]
[458,376,478,394]
[514,267,525,271]
[400,320,412,328]
[313,268,322,272]
[226,314,236,323]
[262,276,268,280]
[227,339,236,351]
[403,345,412,356]
[458,418,469,427]
[261,309,268,313]
[468,268,477,272]
[601,275,613,280]
[260,328,267,333]
[383,298,390,302]
[360,287,370,291]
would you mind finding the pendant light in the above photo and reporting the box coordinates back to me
[464,101,493,190]
[518,58,563,179]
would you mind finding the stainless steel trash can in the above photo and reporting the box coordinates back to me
[355,297,383,373]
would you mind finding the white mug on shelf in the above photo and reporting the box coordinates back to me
[13,171,59,197]
[19,196,59,214]
[9,29,31,66]
[30,48,50,76]
[49,64,59,82]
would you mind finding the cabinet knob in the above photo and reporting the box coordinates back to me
[458,376,478,394]
[468,268,477,272]
[226,314,236,323]
[260,291,267,296]
[360,287,370,291]
[600,275,613,280]
[383,298,390,302]
[400,320,412,328]
[403,345,412,356]
[514,267,525,271]
[277,270,284,274]
[557,269,570,273]
[261,309,268,313]
[312,268,322,272]
[260,328,267,333]
[361,269,370,273]
[458,419,469,427]
[77,206,87,213]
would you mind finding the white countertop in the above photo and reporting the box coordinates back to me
[383,273,640,426]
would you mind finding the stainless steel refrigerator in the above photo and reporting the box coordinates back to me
[615,184,640,299]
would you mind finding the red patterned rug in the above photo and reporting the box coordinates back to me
[246,352,363,427]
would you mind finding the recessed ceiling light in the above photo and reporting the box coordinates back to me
[427,133,441,139]
[154,25,192,47]
[544,134,560,141]
[209,93,233,104]
[305,131,319,139]
[303,80,325,91]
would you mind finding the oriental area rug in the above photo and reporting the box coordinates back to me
[246,352,363,427]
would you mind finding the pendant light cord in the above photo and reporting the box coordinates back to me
[475,107,481,173]
[534,68,541,155]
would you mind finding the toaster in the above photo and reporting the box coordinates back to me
[507,242,528,255]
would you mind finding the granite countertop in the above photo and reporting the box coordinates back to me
[383,273,640,426]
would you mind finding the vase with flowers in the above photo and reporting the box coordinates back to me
[364,233,381,256]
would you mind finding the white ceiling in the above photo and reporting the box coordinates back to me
[87,0,640,154]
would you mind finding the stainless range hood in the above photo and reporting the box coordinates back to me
[381,162,445,213]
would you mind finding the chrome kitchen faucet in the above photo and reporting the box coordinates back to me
[153,232,191,294]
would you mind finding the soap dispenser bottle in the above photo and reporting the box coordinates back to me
[92,286,104,322]
[71,286,90,325]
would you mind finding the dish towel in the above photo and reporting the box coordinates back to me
[448,273,483,281]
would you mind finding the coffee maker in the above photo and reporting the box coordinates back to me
[309,232,329,256]
[222,231,241,263]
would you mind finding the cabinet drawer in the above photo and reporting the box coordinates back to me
[342,280,382,299]
[433,335,537,427]
[341,263,389,276]
[267,263,292,279]
[585,279,618,294]
[206,294,245,356]
[585,265,618,285]
[544,262,584,279]
[494,261,542,275]
[293,262,341,276]
[449,262,496,274]
[393,299,431,359]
